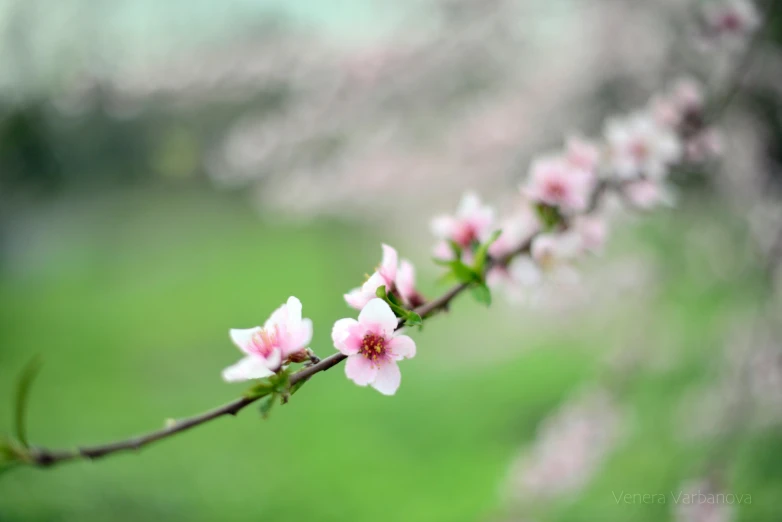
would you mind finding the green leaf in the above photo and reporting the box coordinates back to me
[259,394,276,419]
[14,356,43,448]
[471,283,492,306]
[405,311,423,327]
[473,229,502,274]
[375,285,388,299]
[243,381,273,400]
[447,240,463,259]
[450,260,479,283]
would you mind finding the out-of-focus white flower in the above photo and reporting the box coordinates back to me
[573,215,609,254]
[565,136,602,173]
[488,199,541,260]
[605,112,682,180]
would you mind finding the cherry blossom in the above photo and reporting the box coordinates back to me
[704,0,760,46]
[344,244,399,310]
[605,112,682,180]
[332,298,416,395]
[222,296,313,382]
[431,192,495,259]
[523,156,596,213]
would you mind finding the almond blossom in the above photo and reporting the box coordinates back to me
[332,298,416,395]
[344,244,398,310]
[703,0,760,46]
[605,112,682,180]
[431,192,495,259]
[396,259,425,308]
[523,156,596,213]
[622,179,676,209]
[222,296,313,382]
[565,136,602,173]
[488,200,541,260]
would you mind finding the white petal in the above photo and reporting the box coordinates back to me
[358,298,398,336]
[229,327,260,354]
[371,361,401,395]
[332,318,360,354]
[285,296,303,329]
[380,244,398,282]
[222,355,275,382]
[430,215,456,239]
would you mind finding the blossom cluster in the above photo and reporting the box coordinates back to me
[219,1,759,399]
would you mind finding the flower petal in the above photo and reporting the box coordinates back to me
[344,288,370,310]
[332,318,360,354]
[380,244,398,283]
[358,298,398,336]
[371,360,401,395]
[345,354,377,386]
[285,296,303,329]
[388,335,416,360]
[222,355,275,382]
[229,327,260,354]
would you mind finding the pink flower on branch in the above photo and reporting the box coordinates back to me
[332,298,416,395]
[523,156,596,213]
[343,244,424,310]
[431,191,495,259]
[605,112,682,180]
[222,296,313,382]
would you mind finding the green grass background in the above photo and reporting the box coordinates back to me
[1,188,780,521]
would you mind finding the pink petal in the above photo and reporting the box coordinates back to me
[396,260,416,299]
[430,215,456,239]
[358,298,398,336]
[344,288,371,310]
[345,354,378,386]
[371,360,401,395]
[380,244,398,283]
[283,317,313,357]
[332,318,361,355]
[229,327,260,354]
[388,334,416,360]
[221,355,275,382]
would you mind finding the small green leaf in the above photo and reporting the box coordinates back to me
[243,381,273,400]
[447,240,463,259]
[375,285,388,299]
[471,283,492,306]
[14,356,43,448]
[473,229,503,274]
[451,260,479,283]
[405,312,423,327]
[259,394,276,419]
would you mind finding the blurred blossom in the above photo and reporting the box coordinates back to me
[504,387,624,500]
[701,0,761,48]
[604,112,682,180]
[675,479,735,522]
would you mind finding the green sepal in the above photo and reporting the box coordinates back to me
[470,282,492,306]
[258,395,276,419]
[535,203,563,231]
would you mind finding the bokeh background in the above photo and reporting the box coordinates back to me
[1,0,782,521]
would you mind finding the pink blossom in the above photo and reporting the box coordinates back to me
[704,0,760,45]
[222,296,313,382]
[565,136,602,173]
[573,215,609,253]
[344,244,398,310]
[523,156,596,213]
[488,200,541,260]
[431,192,495,258]
[529,232,583,283]
[605,112,682,180]
[331,298,416,395]
[396,259,425,308]
[675,479,734,522]
[686,128,724,162]
[622,179,676,209]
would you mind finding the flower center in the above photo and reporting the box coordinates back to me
[250,325,281,358]
[630,140,649,161]
[454,223,478,248]
[359,332,388,363]
[719,11,742,32]
[544,179,568,201]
